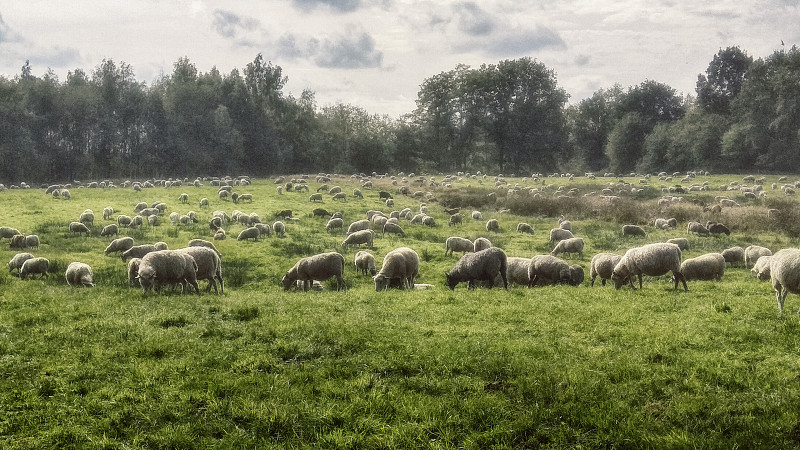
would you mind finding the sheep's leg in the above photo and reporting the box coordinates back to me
[638,274,643,289]
[776,286,785,314]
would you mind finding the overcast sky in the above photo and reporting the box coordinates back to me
[0,0,796,117]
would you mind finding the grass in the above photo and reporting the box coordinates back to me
[1,174,800,447]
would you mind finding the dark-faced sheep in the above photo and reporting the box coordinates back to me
[446,247,508,290]
[281,252,345,291]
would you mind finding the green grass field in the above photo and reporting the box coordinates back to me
[1,173,800,448]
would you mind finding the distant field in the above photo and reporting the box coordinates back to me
[1,173,800,448]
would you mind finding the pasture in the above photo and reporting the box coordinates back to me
[1,173,800,448]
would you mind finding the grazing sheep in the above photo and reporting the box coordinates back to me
[24,235,39,249]
[751,255,773,281]
[721,246,745,266]
[137,250,199,294]
[590,253,623,287]
[372,215,388,230]
[353,188,363,199]
[188,239,222,258]
[104,236,135,256]
[654,218,678,230]
[611,242,688,291]
[9,234,26,249]
[354,250,377,276]
[516,223,534,234]
[445,236,474,256]
[486,219,500,232]
[60,189,71,199]
[65,262,94,287]
[666,238,690,251]
[471,211,483,221]
[342,229,374,249]
[332,192,348,202]
[448,214,462,227]
[237,227,261,241]
[378,191,393,200]
[127,258,141,286]
[199,198,209,208]
[687,221,710,236]
[214,229,226,240]
[473,237,492,252]
[103,206,114,220]
[549,228,575,245]
[309,193,323,202]
[622,224,647,238]
[281,252,346,291]
[100,224,119,237]
[707,222,731,236]
[422,216,436,227]
[558,215,572,231]
[121,244,158,262]
[505,257,532,286]
[273,221,286,238]
[769,248,800,313]
[69,221,90,236]
[374,247,420,291]
[528,255,584,287]
[175,246,223,294]
[745,245,772,268]
[8,252,34,274]
[117,215,133,228]
[680,253,725,281]
[383,221,405,238]
[276,209,292,220]
[550,237,584,259]
[0,226,21,241]
[446,247,508,290]
[313,208,332,218]
[179,193,189,204]
[346,219,371,235]
[20,257,50,280]
[326,217,344,233]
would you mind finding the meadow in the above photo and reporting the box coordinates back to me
[1,172,800,448]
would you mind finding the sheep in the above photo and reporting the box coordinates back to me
[24,235,39,249]
[179,193,189,204]
[276,209,292,220]
[666,238,690,251]
[237,227,261,241]
[100,224,119,237]
[325,217,344,233]
[687,221,710,236]
[8,252,34,274]
[558,215,572,231]
[214,229,226,240]
[342,229,374,249]
[346,219,371,235]
[104,236,135,256]
[9,234,27,249]
[353,188,363,199]
[60,189,71,199]
[383,221,405,238]
[175,246,224,294]
[127,258,141,286]
[707,222,731,236]
[313,208,332,218]
[354,250,377,276]
[446,247,508,290]
[332,192,347,202]
[486,219,500,232]
[680,253,725,281]
[590,253,623,287]
[199,197,209,208]
[445,237,474,256]
[611,242,688,291]
[137,250,199,294]
[549,228,575,245]
[273,221,286,238]
[188,239,222,258]
[281,252,346,291]
[121,244,158,262]
[751,255,773,281]
[372,215,388,230]
[551,237,584,259]
[103,206,114,220]
[69,221,90,236]
[528,255,584,287]
[0,226,21,241]
[471,211,483,221]
[516,223,534,234]
[505,257,532,286]
[448,214,462,227]
[65,262,95,287]
[422,216,436,227]
[117,215,133,228]
[378,191,393,200]
[745,245,772,268]
[622,224,647,238]
[769,248,800,313]
[309,193,323,202]
[720,246,745,266]
[20,257,50,280]
[474,237,492,252]
[374,247,420,291]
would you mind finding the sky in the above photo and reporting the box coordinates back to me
[0,0,797,118]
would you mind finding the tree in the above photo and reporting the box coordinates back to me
[568,85,623,171]
[696,46,752,115]
[606,112,646,174]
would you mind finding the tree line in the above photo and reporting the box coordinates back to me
[1,46,799,184]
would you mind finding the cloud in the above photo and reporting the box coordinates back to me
[315,29,383,69]
[27,46,82,69]
[484,26,566,55]
[574,54,591,66]
[276,33,320,59]
[292,0,363,14]
[453,2,495,36]
[212,9,260,39]
[0,13,22,44]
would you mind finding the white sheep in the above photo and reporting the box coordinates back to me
[445,236,474,256]
[745,245,772,268]
[188,239,222,258]
[347,219,370,234]
[550,237,584,258]
[473,237,492,252]
[680,253,725,281]
[199,197,209,208]
[237,227,261,241]
[104,236,135,256]
[516,223,534,234]
[326,218,344,233]
[214,229,226,240]
[121,244,158,262]
[471,210,483,221]
[179,193,189,204]
[24,234,39,249]
[154,241,169,251]
[611,242,687,291]
[382,221,405,238]
[666,238,689,251]
[137,250,199,294]
[622,224,647,238]
[769,248,800,313]
[654,217,678,230]
[486,219,500,232]
[687,221,710,236]
[281,252,346,291]
[549,228,575,245]
[446,247,508,290]
[118,215,133,228]
[342,229,374,249]
[68,221,90,236]
[65,262,95,287]
[103,206,114,220]
[175,246,223,294]
[720,246,745,266]
[422,216,436,227]
[558,215,572,231]
[127,258,141,286]
[20,257,50,280]
[374,247,420,291]
[528,255,584,287]
[505,257,532,286]
[8,252,34,274]
[0,226,21,241]
[354,250,377,276]
[751,255,772,281]
[100,224,119,237]
[589,253,623,287]
[273,221,286,238]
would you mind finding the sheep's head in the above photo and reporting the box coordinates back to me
[445,272,458,290]
[611,268,629,290]
[137,266,156,291]
[568,265,584,286]
[373,275,390,292]
[280,274,294,291]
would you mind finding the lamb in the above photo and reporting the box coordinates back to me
[687,221,710,236]
[382,221,405,237]
[486,219,500,232]
[445,236,474,256]
[611,242,688,291]
[528,255,584,287]
[313,208,332,218]
[342,229,374,249]
[589,253,623,287]
[8,252,34,274]
[273,221,286,238]
[707,222,731,236]
[237,226,261,241]
[516,223,534,234]
[69,221,90,236]
[347,219,370,234]
[20,257,50,280]
[769,248,800,313]
[104,236,135,256]
[751,255,772,281]
[622,224,647,238]
[680,253,725,281]
[100,224,119,237]
[309,193,323,202]
[137,250,199,294]
[745,245,772,268]
[446,247,508,290]
[121,244,158,262]
[550,237,584,258]
[281,251,346,291]
[374,247,420,291]
[326,217,344,233]
[471,211,483,221]
[24,235,39,249]
[127,258,141,286]
[473,237,492,252]
[720,246,745,266]
[188,239,222,258]
[0,226,21,241]
[666,238,690,251]
[103,206,114,220]
[65,262,95,287]
[354,250,377,276]
[175,246,224,294]
[505,257,532,286]
[549,228,575,245]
